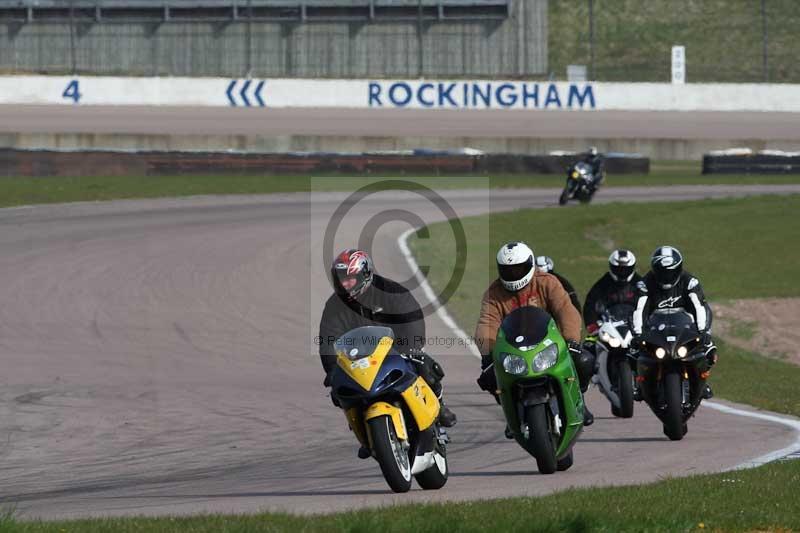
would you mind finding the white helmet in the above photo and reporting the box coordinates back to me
[535,255,554,273]
[608,249,637,282]
[497,242,535,292]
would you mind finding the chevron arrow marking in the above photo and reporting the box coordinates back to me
[239,79,252,107]
[226,80,237,106]
[254,80,265,107]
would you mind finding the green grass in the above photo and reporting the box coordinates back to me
[725,317,758,341]
[2,164,800,208]
[3,460,799,532]
[410,194,800,417]
[714,340,800,416]
[548,0,800,83]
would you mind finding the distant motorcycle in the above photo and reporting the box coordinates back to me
[559,161,600,205]
[634,309,711,440]
[590,304,636,418]
[329,325,449,493]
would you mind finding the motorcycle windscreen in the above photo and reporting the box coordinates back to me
[335,325,395,361]
[642,309,699,346]
[606,303,634,323]
[499,307,553,349]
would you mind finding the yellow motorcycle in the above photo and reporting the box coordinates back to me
[329,325,449,493]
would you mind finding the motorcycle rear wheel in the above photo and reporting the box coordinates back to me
[414,440,449,490]
[662,371,685,441]
[617,359,635,418]
[527,403,558,474]
[368,415,412,492]
[556,450,574,471]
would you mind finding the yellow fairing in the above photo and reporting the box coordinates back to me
[364,401,408,441]
[345,407,368,447]
[400,376,440,431]
[335,336,393,391]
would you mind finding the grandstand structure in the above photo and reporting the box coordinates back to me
[0,0,547,77]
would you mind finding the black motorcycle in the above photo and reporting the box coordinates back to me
[634,309,710,440]
[559,161,600,205]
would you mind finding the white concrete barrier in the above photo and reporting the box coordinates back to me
[1,76,799,112]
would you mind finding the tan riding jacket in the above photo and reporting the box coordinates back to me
[474,273,583,360]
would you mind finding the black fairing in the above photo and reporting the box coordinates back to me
[500,307,552,349]
[640,309,700,356]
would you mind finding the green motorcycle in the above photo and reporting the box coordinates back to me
[493,307,585,474]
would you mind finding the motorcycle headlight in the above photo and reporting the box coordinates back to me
[600,332,611,343]
[502,353,528,375]
[677,346,688,358]
[608,337,621,348]
[571,171,579,178]
[532,344,559,372]
[655,347,666,359]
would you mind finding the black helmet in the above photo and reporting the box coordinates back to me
[608,249,636,282]
[331,248,374,299]
[651,246,683,289]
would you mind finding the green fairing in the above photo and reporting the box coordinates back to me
[493,308,584,461]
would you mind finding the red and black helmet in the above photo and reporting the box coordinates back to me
[331,249,374,299]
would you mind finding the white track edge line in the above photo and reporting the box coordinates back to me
[398,227,800,471]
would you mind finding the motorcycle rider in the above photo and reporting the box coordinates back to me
[583,146,604,186]
[475,241,595,426]
[583,249,642,336]
[535,255,581,313]
[318,249,458,439]
[631,245,717,399]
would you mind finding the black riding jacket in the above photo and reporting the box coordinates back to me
[583,272,643,327]
[632,270,711,335]
[318,274,425,374]
[552,271,581,314]
[584,153,604,178]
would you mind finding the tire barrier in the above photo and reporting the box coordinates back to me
[702,151,800,174]
[0,148,649,178]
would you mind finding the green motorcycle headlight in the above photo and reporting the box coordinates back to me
[502,353,528,375]
[532,344,559,372]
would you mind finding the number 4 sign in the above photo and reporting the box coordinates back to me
[62,79,82,103]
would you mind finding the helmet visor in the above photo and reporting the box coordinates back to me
[653,266,681,287]
[338,276,358,292]
[498,257,533,283]
[610,264,635,281]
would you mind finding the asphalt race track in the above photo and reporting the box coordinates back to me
[2,185,800,519]
[1,105,800,139]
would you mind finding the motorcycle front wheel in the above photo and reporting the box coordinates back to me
[558,187,571,205]
[368,415,412,492]
[617,359,635,418]
[527,403,558,474]
[662,371,686,441]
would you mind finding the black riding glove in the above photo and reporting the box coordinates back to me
[702,334,718,367]
[567,340,583,357]
[323,369,335,388]
[477,361,498,394]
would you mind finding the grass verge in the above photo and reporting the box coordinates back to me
[548,0,800,83]
[2,163,800,208]
[410,194,800,417]
[2,460,799,532]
